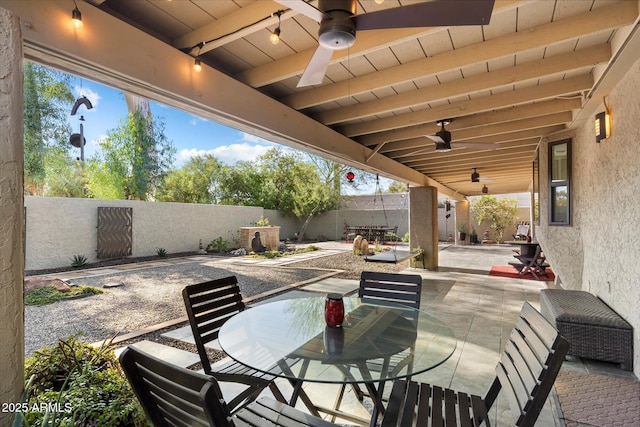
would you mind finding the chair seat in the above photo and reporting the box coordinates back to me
[382,380,489,427]
[235,397,341,427]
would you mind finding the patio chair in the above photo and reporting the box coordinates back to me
[380,302,569,427]
[119,345,340,427]
[334,272,422,421]
[512,223,530,241]
[182,276,316,414]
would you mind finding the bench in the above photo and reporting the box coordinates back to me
[540,289,633,371]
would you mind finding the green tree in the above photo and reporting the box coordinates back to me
[157,154,224,203]
[85,110,175,200]
[387,181,408,193]
[43,147,86,197]
[217,148,343,241]
[471,195,519,243]
[23,61,75,195]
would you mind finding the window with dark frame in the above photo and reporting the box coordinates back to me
[548,139,571,225]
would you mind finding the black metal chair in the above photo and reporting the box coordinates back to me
[182,276,316,414]
[333,272,423,422]
[381,302,569,427]
[119,346,341,427]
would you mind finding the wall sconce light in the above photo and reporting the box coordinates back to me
[193,58,202,72]
[71,0,83,28]
[270,11,284,45]
[594,111,611,143]
[482,185,489,194]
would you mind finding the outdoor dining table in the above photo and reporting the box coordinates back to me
[505,240,540,257]
[218,296,457,425]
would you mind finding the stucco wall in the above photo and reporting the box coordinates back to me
[538,58,640,376]
[25,197,263,270]
[0,7,24,423]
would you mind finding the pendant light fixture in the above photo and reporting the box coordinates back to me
[71,0,82,28]
[270,11,284,45]
[193,58,202,72]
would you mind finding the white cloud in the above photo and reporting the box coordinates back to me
[189,114,206,126]
[239,132,277,145]
[176,143,273,167]
[74,86,101,110]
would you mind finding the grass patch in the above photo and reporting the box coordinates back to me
[247,245,321,259]
[25,285,104,306]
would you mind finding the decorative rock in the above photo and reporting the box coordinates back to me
[24,277,71,294]
[353,235,363,254]
[360,239,369,256]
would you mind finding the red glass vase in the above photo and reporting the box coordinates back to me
[324,293,344,328]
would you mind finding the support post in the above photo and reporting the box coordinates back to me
[409,186,438,270]
[0,7,25,425]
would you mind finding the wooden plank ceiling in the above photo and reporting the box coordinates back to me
[88,0,638,196]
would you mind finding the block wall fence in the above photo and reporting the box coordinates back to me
[25,196,529,270]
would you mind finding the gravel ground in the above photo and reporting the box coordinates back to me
[25,250,410,357]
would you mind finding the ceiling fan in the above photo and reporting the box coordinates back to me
[446,167,495,185]
[275,0,495,87]
[426,120,500,152]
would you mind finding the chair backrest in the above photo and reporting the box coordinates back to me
[516,224,530,237]
[358,271,422,309]
[119,346,232,427]
[484,302,569,427]
[183,276,246,374]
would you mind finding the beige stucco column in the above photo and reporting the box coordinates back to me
[409,186,438,270]
[0,7,25,424]
[455,200,470,245]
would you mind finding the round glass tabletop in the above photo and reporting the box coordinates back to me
[218,296,457,384]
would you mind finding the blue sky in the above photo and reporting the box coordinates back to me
[69,76,394,194]
[71,79,280,168]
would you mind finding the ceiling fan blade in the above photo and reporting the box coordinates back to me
[352,0,494,31]
[274,0,328,23]
[425,135,444,143]
[451,141,499,150]
[297,45,334,87]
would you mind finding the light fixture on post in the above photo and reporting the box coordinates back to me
[270,10,284,45]
[71,0,82,28]
[594,111,611,143]
[193,58,202,72]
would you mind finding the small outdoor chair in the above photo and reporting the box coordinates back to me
[381,302,569,427]
[182,276,315,414]
[334,272,423,421]
[119,346,341,427]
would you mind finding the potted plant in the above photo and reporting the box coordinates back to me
[470,228,478,244]
[457,223,467,241]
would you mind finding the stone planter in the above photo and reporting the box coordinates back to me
[239,226,280,252]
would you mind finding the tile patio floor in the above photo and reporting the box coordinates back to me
[113,242,637,426]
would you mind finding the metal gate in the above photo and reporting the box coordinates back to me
[97,207,132,258]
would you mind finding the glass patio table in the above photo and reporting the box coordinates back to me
[218,296,457,424]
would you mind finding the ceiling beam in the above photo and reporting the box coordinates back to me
[234,0,524,88]
[172,1,289,54]
[358,98,579,148]
[282,0,636,110]
[387,137,542,161]
[314,45,609,125]
[338,74,591,137]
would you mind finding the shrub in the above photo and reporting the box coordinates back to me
[70,255,88,268]
[155,247,167,257]
[19,335,148,426]
[207,236,229,253]
[25,286,104,306]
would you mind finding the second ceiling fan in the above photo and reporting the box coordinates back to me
[276,0,495,87]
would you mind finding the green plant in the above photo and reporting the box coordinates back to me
[70,255,88,268]
[25,286,104,306]
[456,223,467,233]
[253,215,270,226]
[401,232,410,243]
[471,195,518,243]
[155,247,167,257]
[411,247,424,268]
[20,335,148,427]
[207,236,229,253]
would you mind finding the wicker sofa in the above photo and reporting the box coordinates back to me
[540,289,633,371]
